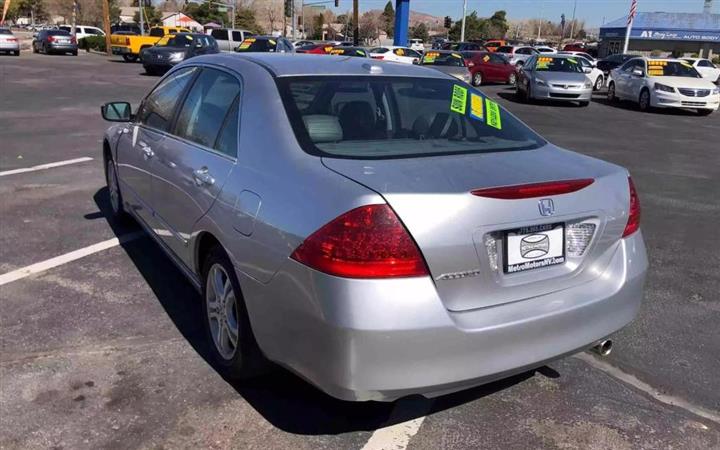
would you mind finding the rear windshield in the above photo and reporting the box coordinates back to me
[277,76,545,159]
[647,60,701,78]
[0,29,11,35]
[421,52,465,67]
[536,56,583,73]
[329,47,367,57]
[48,30,71,36]
[159,35,196,47]
[236,38,276,52]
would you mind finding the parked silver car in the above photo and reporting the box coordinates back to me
[420,50,471,83]
[101,54,647,401]
[0,28,20,56]
[32,29,78,55]
[516,54,593,106]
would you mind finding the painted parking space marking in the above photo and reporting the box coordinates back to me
[361,397,433,450]
[0,232,144,286]
[0,157,94,177]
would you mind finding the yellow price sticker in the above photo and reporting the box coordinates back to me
[269,39,276,45]
[450,85,467,114]
[469,93,484,122]
[451,53,462,59]
[396,48,405,56]
[330,49,345,55]
[485,98,502,130]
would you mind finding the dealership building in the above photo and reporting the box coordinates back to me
[598,12,720,58]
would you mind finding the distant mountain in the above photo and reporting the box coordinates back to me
[365,9,445,29]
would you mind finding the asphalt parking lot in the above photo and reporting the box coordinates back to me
[1,51,719,449]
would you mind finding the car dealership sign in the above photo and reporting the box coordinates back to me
[601,28,720,42]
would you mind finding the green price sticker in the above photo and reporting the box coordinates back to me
[451,85,468,114]
[485,98,502,130]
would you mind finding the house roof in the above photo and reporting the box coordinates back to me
[601,12,720,31]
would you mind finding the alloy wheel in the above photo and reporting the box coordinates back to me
[473,72,482,86]
[595,76,603,91]
[607,84,616,102]
[639,90,650,111]
[206,264,239,361]
[508,73,517,86]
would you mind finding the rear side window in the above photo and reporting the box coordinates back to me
[231,31,243,41]
[139,67,197,131]
[215,97,240,157]
[212,29,229,40]
[149,28,164,37]
[698,60,714,67]
[496,46,513,54]
[174,68,241,151]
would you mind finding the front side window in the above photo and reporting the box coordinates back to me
[231,31,243,41]
[149,28,164,37]
[278,76,545,159]
[212,29,229,40]
[236,38,276,52]
[174,68,241,151]
[138,67,197,131]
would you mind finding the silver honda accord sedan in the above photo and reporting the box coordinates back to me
[100,53,647,401]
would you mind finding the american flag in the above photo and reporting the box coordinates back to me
[627,0,638,26]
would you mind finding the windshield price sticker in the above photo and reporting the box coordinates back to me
[424,51,439,63]
[485,98,502,129]
[567,57,577,64]
[396,48,405,56]
[357,50,366,56]
[269,39,277,45]
[483,55,490,62]
[469,93,484,121]
[450,85,468,114]
[648,60,667,66]
[330,48,345,55]
[537,56,553,69]
[451,52,462,59]
[239,39,255,49]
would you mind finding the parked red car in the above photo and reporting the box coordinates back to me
[296,43,336,54]
[463,51,517,86]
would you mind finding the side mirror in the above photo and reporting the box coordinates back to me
[583,67,592,74]
[101,102,132,122]
[632,68,644,77]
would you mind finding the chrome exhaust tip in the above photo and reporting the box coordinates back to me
[591,339,613,356]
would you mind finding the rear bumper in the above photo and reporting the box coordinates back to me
[651,90,720,111]
[48,43,78,52]
[111,46,132,55]
[240,231,648,401]
[0,43,20,51]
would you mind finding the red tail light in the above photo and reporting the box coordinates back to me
[290,204,428,278]
[371,55,384,60]
[71,36,77,44]
[125,37,130,45]
[622,177,641,237]
[47,35,55,43]
[471,179,594,199]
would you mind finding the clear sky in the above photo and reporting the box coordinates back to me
[327,0,718,27]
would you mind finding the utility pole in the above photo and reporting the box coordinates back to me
[569,0,577,40]
[71,0,77,40]
[102,0,112,55]
[139,0,145,36]
[292,0,296,39]
[352,0,358,45]
[537,1,543,41]
[460,0,467,42]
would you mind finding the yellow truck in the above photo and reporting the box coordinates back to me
[110,26,191,62]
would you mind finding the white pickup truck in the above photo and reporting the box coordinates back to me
[206,28,255,52]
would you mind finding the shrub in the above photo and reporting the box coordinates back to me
[79,36,106,52]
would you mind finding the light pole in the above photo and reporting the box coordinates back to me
[460,0,467,42]
[536,0,544,42]
[569,0,578,41]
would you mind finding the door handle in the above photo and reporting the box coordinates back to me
[192,167,215,186]
[138,141,154,159]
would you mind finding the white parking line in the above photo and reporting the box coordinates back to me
[0,157,94,177]
[0,232,143,286]
[361,398,433,450]
[574,352,720,424]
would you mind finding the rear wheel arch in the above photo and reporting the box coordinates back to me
[195,232,223,276]
[102,139,112,179]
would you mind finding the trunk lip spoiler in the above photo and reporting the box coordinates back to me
[471,179,595,200]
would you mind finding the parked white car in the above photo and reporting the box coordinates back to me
[574,55,606,90]
[496,45,539,67]
[682,58,720,84]
[59,25,105,40]
[559,50,596,62]
[608,57,720,115]
[409,38,424,52]
[368,46,422,64]
[534,46,558,54]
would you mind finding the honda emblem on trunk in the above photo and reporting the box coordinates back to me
[538,198,555,216]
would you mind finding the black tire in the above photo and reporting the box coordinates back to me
[32,43,38,53]
[122,54,138,63]
[594,75,603,91]
[607,82,618,103]
[472,71,483,86]
[579,101,590,107]
[105,157,129,221]
[72,51,78,56]
[144,65,156,75]
[697,109,713,116]
[13,50,20,56]
[202,246,268,380]
[508,72,517,86]
[638,88,651,112]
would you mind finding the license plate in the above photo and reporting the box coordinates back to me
[504,223,565,273]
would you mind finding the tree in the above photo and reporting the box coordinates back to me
[449,10,508,41]
[235,6,264,34]
[381,0,394,38]
[182,1,225,25]
[358,10,381,44]
[311,12,324,40]
[15,0,48,23]
[409,22,428,42]
[486,10,508,38]
[133,2,163,26]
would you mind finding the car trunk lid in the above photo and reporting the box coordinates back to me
[323,145,631,311]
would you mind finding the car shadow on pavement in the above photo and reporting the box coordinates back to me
[94,187,545,436]
[591,97,703,116]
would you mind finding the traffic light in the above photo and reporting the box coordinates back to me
[284,0,292,18]
[444,16,452,29]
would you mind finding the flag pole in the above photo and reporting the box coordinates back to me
[622,16,633,54]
